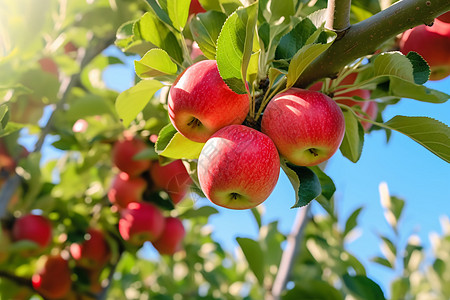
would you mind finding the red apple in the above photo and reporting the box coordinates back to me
[399,19,450,80]
[261,88,345,166]
[310,73,375,131]
[198,125,280,209]
[168,60,249,143]
[152,217,185,255]
[119,202,165,246]
[32,254,72,299]
[112,137,151,177]
[437,11,450,23]
[38,57,59,77]
[150,160,192,204]
[189,0,206,15]
[12,214,52,249]
[108,172,146,209]
[69,228,110,270]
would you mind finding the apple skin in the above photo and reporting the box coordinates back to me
[399,19,450,80]
[168,60,249,143]
[198,125,280,209]
[69,228,111,270]
[261,88,345,167]
[38,57,59,77]
[152,217,185,255]
[32,254,72,299]
[32,255,71,299]
[12,214,52,249]
[310,73,376,131]
[112,137,151,177]
[119,202,165,246]
[150,160,192,204]
[437,11,450,23]
[108,172,146,209]
[189,0,206,15]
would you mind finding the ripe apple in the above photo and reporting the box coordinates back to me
[168,60,249,143]
[69,228,110,270]
[12,214,52,249]
[108,172,146,209]
[150,160,192,204]
[152,217,185,255]
[38,57,59,77]
[189,0,206,15]
[112,137,151,177]
[437,11,450,23]
[261,88,345,166]
[32,254,72,299]
[198,125,280,209]
[399,19,450,80]
[310,73,376,131]
[119,202,165,246]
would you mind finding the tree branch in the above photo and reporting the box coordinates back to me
[325,0,351,33]
[269,204,311,300]
[295,0,450,88]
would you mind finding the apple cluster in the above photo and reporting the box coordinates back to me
[399,11,450,81]
[167,60,355,210]
[109,135,189,255]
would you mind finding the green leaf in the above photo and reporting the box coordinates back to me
[309,166,336,200]
[281,162,321,208]
[0,104,9,129]
[286,30,336,88]
[340,109,365,163]
[135,48,178,78]
[136,12,183,63]
[275,18,317,60]
[379,235,397,264]
[282,280,343,300]
[155,123,178,153]
[144,0,173,26]
[390,277,410,300]
[388,76,449,103]
[406,51,430,84]
[390,196,405,224]
[343,274,386,300]
[190,11,227,60]
[250,207,262,228]
[166,0,190,31]
[115,79,164,127]
[380,116,450,163]
[158,132,205,159]
[344,206,363,237]
[371,256,393,269]
[0,122,23,137]
[373,52,414,82]
[236,237,265,285]
[179,206,219,219]
[216,3,258,94]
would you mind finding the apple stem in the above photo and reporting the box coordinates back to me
[308,148,319,157]
[187,117,202,128]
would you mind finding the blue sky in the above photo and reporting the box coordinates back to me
[41,46,450,295]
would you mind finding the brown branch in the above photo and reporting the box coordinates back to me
[295,0,450,88]
[269,204,311,300]
[0,269,32,288]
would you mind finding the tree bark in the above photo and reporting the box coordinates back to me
[295,0,450,88]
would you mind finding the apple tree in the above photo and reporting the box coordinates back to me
[0,0,449,299]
